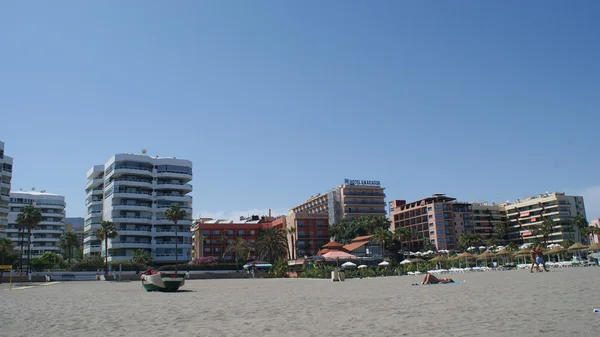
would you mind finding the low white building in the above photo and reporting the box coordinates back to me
[5,191,66,258]
[85,153,193,265]
[0,140,13,237]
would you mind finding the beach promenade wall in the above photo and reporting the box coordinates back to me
[0,271,273,283]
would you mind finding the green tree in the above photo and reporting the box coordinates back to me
[30,252,64,271]
[493,222,509,244]
[287,226,297,260]
[255,228,288,263]
[59,231,80,266]
[393,227,415,253]
[95,221,118,275]
[536,218,554,244]
[571,215,589,243]
[353,215,391,233]
[16,204,42,274]
[131,249,153,266]
[562,220,574,240]
[225,237,250,271]
[486,237,498,248]
[0,238,18,282]
[371,227,393,257]
[164,204,187,272]
[459,233,482,250]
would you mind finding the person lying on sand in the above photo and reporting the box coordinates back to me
[421,273,454,285]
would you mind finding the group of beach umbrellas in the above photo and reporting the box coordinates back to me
[341,260,391,269]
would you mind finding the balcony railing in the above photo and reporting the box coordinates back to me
[115,165,153,172]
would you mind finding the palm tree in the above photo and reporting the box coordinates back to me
[16,204,42,274]
[255,227,288,263]
[225,237,250,270]
[393,227,415,253]
[220,234,227,261]
[372,227,393,257]
[459,233,482,250]
[59,231,80,266]
[94,221,118,275]
[537,218,554,245]
[287,226,297,260]
[494,222,509,245]
[571,215,589,243]
[164,204,187,272]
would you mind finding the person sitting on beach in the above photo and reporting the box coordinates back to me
[421,273,454,285]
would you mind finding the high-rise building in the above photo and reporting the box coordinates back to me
[66,217,85,248]
[84,153,193,265]
[389,191,586,250]
[287,179,385,256]
[505,192,586,244]
[388,194,465,251]
[5,191,66,258]
[291,179,386,224]
[0,141,13,236]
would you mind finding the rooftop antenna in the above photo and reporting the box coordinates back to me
[31,187,35,191]
[142,149,147,155]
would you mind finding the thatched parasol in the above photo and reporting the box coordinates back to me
[587,243,600,251]
[568,242,588,251]
[512,247,531,257]
[478,251,496,260]
[429,256,447,262]
[458,252,475,259]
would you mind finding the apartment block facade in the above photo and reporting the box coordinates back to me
[505,192,586,244]
[389,191,586,250]
[389,194,465,251]
[5,191,66,258]
[191,215,285,260]
[0,141,13,236]
[286,211,329,258]
[84,153,193,265]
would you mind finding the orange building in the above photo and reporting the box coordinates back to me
[286,212,330,258]
[191,214,287,261]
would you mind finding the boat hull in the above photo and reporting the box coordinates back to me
[141,272,186,292]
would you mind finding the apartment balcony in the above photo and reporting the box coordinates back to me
[0,193,9,202]
[84,223,101,233]
[112,203,153,212]
[156,171,192,182]
[86,178,104,189]
[0,206,9,214]
[86,188,104,197]
[39,220,66,226]
[86,199,103,207]
[112,178,153,189]
[343,192,386,197]
[112,216,152,224]
[1,181,10,189]
[343,200,386,206]
[32,237,60,242]
[85,211,102,220]
[344,209,387,214]
[117,228,152,236]
[155,205,192,212]
[108,241,152,249]
[154,218,193,225]
[113,190,153,200]
[155,194,192,202]
[83,245,101,254]
[35,228,64,234]
[111,166,154,178]
[106,255,134,262]
[154,229,192,237]
[83,235,98,243]
[155,182,193,192]
[41,211,65,217]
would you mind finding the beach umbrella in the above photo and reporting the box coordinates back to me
[378,261,390,266]
[429,255,447,269]
[400,259,412,265]
[341,261,357,268]
[587,243,600,251]
[568,242,588,260]
[458,252,475,267]
[358,265,368,269]
[478,251,495,266]
[495,248,512,264]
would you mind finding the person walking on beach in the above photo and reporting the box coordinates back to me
[530,246,540,273]
[535,244,549,272]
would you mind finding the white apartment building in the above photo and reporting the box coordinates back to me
[0,141,13,237]
[85,153,193,264]
[5,191,66,258]
[505,192,586,244]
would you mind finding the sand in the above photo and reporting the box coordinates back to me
[1,267,600,337]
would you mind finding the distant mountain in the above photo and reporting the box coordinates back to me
[65,217,85,230]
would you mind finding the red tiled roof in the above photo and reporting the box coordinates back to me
[352,235,373,242]
[344,240,369,253]
[323,241,344,248]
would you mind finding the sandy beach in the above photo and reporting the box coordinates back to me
[1,267,600,337]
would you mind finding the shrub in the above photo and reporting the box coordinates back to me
[157,263,238,271]
[69,255,104,271]
[190,256,218,265]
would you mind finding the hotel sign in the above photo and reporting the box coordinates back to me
[344,179,381,187]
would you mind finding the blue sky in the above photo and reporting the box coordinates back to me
[1,1,599,220]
